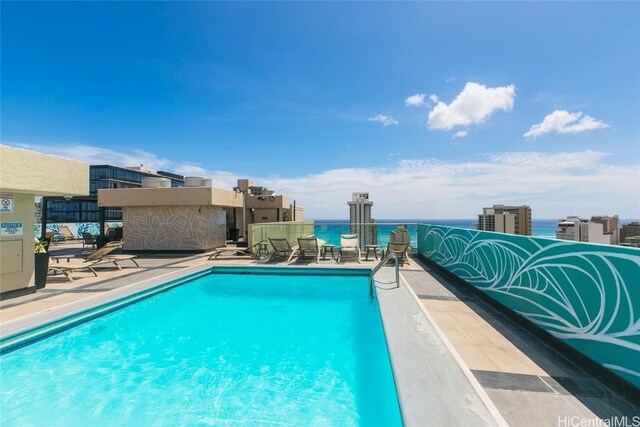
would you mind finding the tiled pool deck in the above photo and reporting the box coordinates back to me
[1,242,638,426]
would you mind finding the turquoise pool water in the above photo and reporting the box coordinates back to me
[0,270,402,426]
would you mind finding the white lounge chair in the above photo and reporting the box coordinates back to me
[336,234,361,263]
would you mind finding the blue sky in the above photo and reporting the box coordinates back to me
[2,2,639,218]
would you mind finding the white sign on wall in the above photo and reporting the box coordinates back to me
[1,222,23,236]
[0,194,14,213]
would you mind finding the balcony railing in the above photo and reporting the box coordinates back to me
[249,221,316,246]
[248,221,418,253]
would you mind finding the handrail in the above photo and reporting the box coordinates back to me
[369,252,400,298]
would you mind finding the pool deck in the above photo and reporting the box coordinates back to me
[1,241,638,426]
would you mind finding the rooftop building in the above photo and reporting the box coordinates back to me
[477,204,531,236]
[97,177,303,251]
[231,179,304,243]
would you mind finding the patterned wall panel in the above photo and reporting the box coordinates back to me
[123,206,226,251]
[417,224,640,390]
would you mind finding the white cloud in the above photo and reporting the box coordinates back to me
[405,94,426,107]
[429,94,439,103]
[428,82,516,131]
[262,149,638,219]
[524,110,610,138]
[5,142,638,219]
[368,114,398,126]
[452,130,468,139]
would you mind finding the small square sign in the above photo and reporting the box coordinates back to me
[0,194,13,213]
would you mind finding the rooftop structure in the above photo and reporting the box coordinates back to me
[97,178,303,251]
[98,178,241,252]
[232,179,303,244]
[477,204,531,236]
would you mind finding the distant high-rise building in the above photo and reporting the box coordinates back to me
[348,192,376,248]
[621,222,640,247]
[34,199,43,224]
[43,164,184,224]
[556,216,610,244]
[477,204,531,236]
[590,215,620,245]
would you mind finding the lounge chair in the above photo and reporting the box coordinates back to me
[49,241,139,282]
[57,225,76,240]
[267,238,297,262]
[84,241,139,268]
[75,241,138,268]
[383,242,410,266]
[208,240,268,260]
[48,259,99,282]
[336,234,361,263]
[288,237,321,263]
[82,232,97,250]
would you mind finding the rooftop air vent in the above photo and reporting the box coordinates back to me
[184,177,212,187]
[142,177,171,188]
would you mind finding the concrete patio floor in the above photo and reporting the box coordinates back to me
[1,241,638,426]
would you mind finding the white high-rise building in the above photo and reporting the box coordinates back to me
[556,216,610,244]
[347,192,376,249]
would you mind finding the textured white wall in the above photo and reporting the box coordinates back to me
[0,145,89,196]
[123,206,226,251]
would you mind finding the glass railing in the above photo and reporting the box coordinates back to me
[249,221,417,252]
[249,221,316,246]
[314,222,417,252]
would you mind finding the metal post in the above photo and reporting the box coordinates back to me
[40,197,48,240]
[242,192,246,243]
[98,206,106,248]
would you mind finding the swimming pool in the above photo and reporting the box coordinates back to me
[0,268,402,426]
